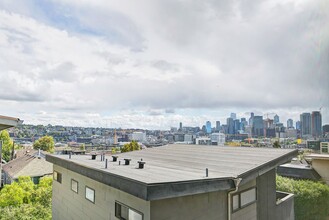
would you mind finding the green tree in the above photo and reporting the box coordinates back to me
[121,141,140,153]
[277,175,329,220]
[0,176,52,219]
[33,136,55,153]
[273,140,281,148]
[0,130,14,162]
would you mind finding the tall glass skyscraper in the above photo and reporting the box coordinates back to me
[227,118,234,135]
[253,116,264,137]
[311,111,322,137]
[300,113,311,137]
[206,121,212,134]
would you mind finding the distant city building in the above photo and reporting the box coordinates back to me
[249,112,254,127]
[274,114,280,124]
[195,137,211,145]
[201,125,207,133]
[233,119,240,134]
[323,125,329,133]
[296,121,301,130]
[131,132,146,142]
[226,118,234,135]
[210,133,225,146]
[215,121,221,132]
[253,116,264,137]
[179,122,183,131]
[184,134,194,143]
[206,121,212,134]
[300,113,311,137]
[240,118,247,131]
[286,128,297,138]
[287,119,294,129]
[311,111,322,137]
[230,113,236,120]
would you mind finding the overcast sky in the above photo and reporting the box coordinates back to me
[0,0,328,129]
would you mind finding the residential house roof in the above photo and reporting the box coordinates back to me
[2,150,53,179]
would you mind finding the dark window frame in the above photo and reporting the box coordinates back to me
[53,171,62,183]
[115,201,144,220]
[85,186,95,204]
[231,187,257,213]
[71,179,78,193]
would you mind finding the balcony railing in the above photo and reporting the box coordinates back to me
[276,191,295,220]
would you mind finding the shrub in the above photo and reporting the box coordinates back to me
[277,175,329,220]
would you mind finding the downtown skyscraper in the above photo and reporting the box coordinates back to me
[311,111,322,137]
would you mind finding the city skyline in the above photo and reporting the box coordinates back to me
[0,0,328,129]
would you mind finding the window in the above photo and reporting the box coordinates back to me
[240,188,256,207]
[85,186,95,203]
[71,179,78,193]
[115,202,143,220]
[232,187,257,212]
[232,194,239,211]
[53,171,62,183]
[321,143,328,154]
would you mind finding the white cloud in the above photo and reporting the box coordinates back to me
[0,0,328,128]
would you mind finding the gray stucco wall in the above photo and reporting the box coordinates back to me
[232,179,257,220]
[256,168,276,220]
[52,165,151,220]
[150,190,227,220]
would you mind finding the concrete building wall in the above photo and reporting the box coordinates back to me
[232,179,257,220]
[312,159,329,184]
[52,165,151,220]
[150,190,227,220]
[256,169,276,220]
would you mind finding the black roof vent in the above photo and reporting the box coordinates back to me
[124,158,131,165]
[138,161,145,169]
[112,155,118,162]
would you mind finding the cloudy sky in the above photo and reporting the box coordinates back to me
[0,0,328,129]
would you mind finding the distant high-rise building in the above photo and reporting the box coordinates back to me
[233,119,240,134]
[253,116,264,137]
[230,113,236,120]
[300,113,311,137]
[323,125,329,133]
[179,122,182,131]
[296,121,301,130]
[274,114,279,124]
[287,119,294,129]
[227,118,234,135]
[206,121,212,134]
[311,111,322,137]
[240,118,247,131]
[215,121,221,131]
[249,112,254,127]
[202,125,207,133]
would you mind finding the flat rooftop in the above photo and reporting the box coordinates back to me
[47,144,297,200]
